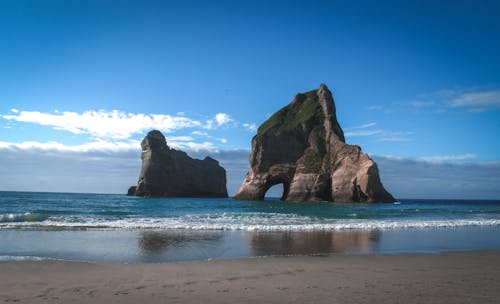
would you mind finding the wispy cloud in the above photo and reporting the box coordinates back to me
[0,137,221,154]
[379,137,410,142]
[448,90,500,111]
[344,122,382,137]
[167,136,194,142]
[366,105,383,111]
[191,131,208,136]
[365,105,394,114]
[378,153,477,164]
[409,101,437,108]
[344,122,411,141]
[416,153,477,163]
[367,88,500,114]
[406,88,500,113]
[379,131,414,142]
[242,123,257,132]
[348,122,377,129]
[0,140,140,153]
[345,130,383,137]
[171,141,218,152]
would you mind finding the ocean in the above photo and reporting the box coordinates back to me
[1,191,499,263]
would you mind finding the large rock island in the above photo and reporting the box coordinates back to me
[128,130,228,198]
[234,84,395,203]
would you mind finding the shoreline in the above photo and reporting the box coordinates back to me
[2,226,500,263]
[1,250,499,303]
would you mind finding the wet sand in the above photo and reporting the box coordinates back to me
[1,251,499,303]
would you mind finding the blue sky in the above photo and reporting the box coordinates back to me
[1,0,499,198]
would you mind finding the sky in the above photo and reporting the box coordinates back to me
[0,0,499,199]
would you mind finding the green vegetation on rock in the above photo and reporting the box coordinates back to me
[256,90,324,137]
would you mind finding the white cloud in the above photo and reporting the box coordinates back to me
[378,131,413,142]
[344,130,383,137]
[0,140,140,153]
[242,123,257,132]
[336,122,414,142]
[379,136,411,142]
[416,153,477,163]
[167,136,194,142]
[214,113,233,126]
[1,110,246,140]
[344,122,383,137]
[448,91,500,109]
[356,122,377,129]
[191,131,209,136]
[2,110,204,139]
[170,141,218,152]
[0,137,222,156]
[376,153,477,164]
[345,122,377,130]
[406,89,500,113]
[366,105,383,111]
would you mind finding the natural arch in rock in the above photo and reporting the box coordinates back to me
[234,84,395,203]
[264,182,289,200]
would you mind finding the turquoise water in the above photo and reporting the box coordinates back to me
[1,192,500,230]
[1,191,499,262]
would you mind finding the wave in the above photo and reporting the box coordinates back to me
[1,212,499,231]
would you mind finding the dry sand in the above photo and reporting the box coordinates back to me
[1,251,499,303]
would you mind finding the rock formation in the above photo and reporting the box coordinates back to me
[234,84,395,203]
[128,130,228,198]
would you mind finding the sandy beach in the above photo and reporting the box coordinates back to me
[1,251,499,303]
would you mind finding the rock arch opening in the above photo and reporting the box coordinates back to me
[264,183,283,200]
[263,181,290,201]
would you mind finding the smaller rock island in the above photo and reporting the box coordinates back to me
[128,130,228,198]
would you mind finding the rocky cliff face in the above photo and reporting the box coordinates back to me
[234,84,395,203]
[128,130,228,198]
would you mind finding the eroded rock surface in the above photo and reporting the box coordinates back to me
[234,84,395,203]
[128,130,228,198]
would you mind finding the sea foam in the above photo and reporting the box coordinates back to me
[1,212,499,231]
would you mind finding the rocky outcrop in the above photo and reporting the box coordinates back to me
[234,84,395,203]
[128,130,228,198]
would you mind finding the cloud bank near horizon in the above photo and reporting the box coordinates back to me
[0,143,498,199]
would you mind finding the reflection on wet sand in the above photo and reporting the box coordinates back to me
[138,231,222,254]
[249,230,380,256]
[137,230,381,261]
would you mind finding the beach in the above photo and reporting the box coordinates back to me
[1,251,499,303]
[2,193,500,303]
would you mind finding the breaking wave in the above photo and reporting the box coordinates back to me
[1,212,499,231]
